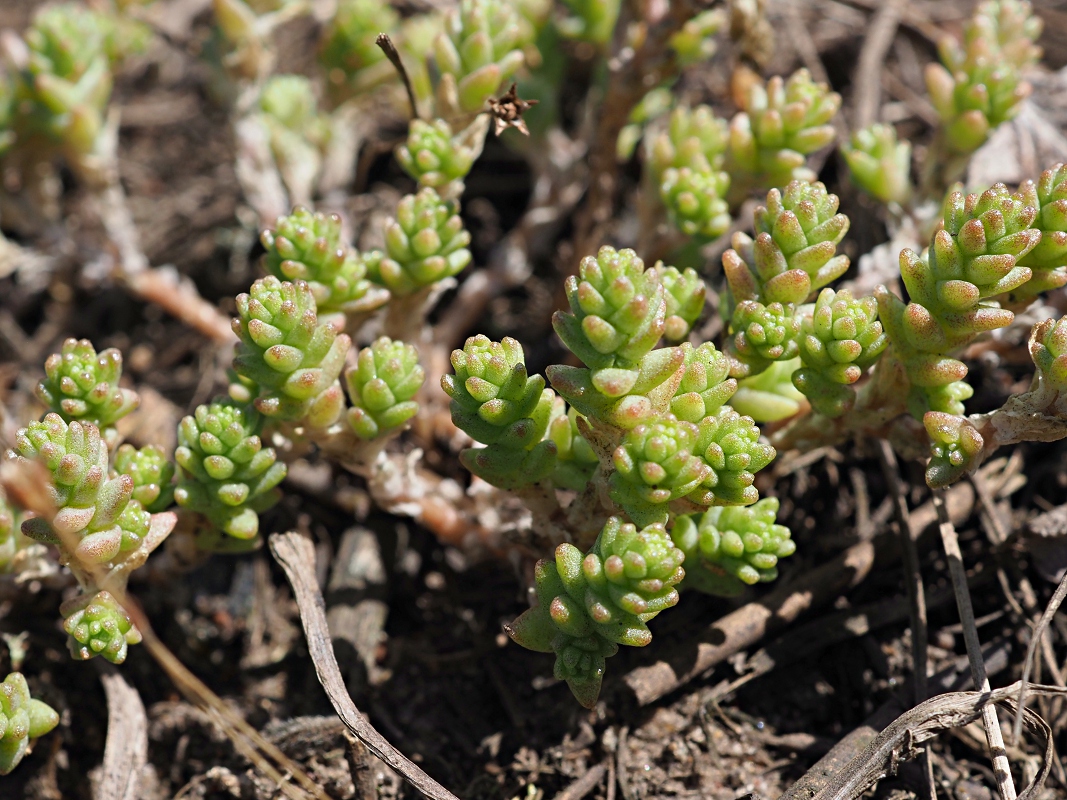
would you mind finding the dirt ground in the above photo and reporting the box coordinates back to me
[4,0,1067,799]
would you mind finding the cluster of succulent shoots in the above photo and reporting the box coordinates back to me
[444,245,795,704]
[0,1,150,173]
[646,69,841,241]
[843,0,1042,206]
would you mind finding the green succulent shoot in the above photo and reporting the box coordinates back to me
[647,106,731,239]
[669,342,737,423]
[433,0,531,114]
[232,276,351,428]
[320,0,400,98]
[60,589,142,664]
[174,399,287,542]
[261,207,388,324]
[671,497,795,596]
[792,288,887,418]
[506,516,685,707]
[396,118,477,200]
[369,188,473,296]
[15,415,154,569]
[0,492,20,573]
[346,337,425,440]
[0,672,59,775]
[610,415,711,527]
[557,0,620,45]
[548,247,683,430]
[442,335,557,489]
[1031,315,1067,390]
[657,264,707,342]
[724,180,851,308]
[725,69,841,201]
[1014,163,1067,302]
[36,338,140,435]
[14,4,115,158]
[840,124,912,206]
[926,0,1041,156]
[546,399,599,491]
[879,183,1039,417]
[113,444,175,513]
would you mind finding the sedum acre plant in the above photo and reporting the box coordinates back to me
[12,0,1067,738]
[0,673,59,775]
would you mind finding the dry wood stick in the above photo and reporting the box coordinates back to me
[269,530,463,800]
[95,667,148,800]
[933,492,1017,800]
[877,440,929,706]
[779,639,1012,800]
[851,0,905,129]
[551,763,607,800]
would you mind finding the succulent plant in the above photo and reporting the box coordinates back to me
[442,335,557,488]
[687,408,776,507]
[15,415,145,567]
[0,672,59,775]
[551,246,669,398]
[433,0,531,114]
[671,497,795,596]
[724,180,851,308]
[660,167,731,239]
[731,300,801,371]
[793,288,887,417]
[396,118,477,199]
[880,183,1039,417]
[261,207,387,322]
[557,0,620,44]
[346,337,425,440]
[725,69,841,199]
[648,105,729,177]
[174,399,287,542]
[60,590,142,663]
[370,188,472,296]
[232,276,351,428]
[840,124,912,206]
[610,415,710,527]
[36,339,139,434]
[506,517,685,707]
[657,265,707,343]
[113,444,175,513]
[546,400,599,491]
[670,343,737,423]
[926,0,1041,156]
[1031,315,1067,389]
[669,8,726,67]
[320,0,400,97]
[1014,163,1067,302]
[924,411,985,488]
[0,493,25,574]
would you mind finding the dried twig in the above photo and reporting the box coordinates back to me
[934,492,1017,800]
[624,539,876,705]
[852,0,906,129]
[551,762,608,800]
[94,667,148,800]
[375,33,419,121]
[780,639,1013,800]
[269,530,463,800]
[810,681,1058,800]
[876,440,929,706]
[1013,570,1067,744]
